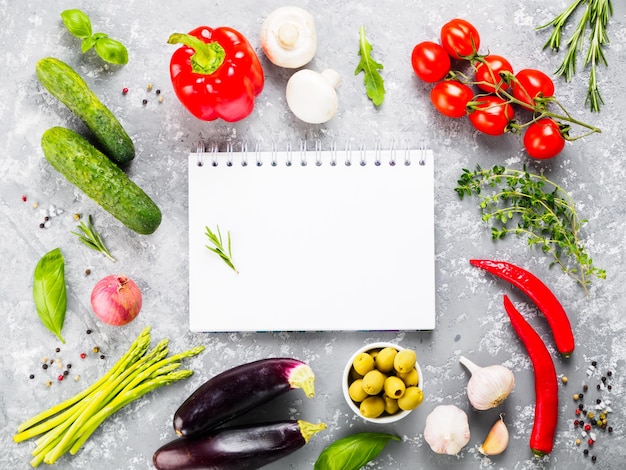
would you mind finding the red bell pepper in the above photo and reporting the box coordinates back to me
[168,26,264,122]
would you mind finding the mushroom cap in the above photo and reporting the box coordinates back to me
[261,6,317,68]
[286,69,339,124]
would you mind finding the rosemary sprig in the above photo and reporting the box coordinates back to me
[538,0,613,112]
[205,225,238,273]
[455,165,605,295]
[72,215,115,261]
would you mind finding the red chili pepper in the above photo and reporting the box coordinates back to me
[470,259,574,357]
[503,294,557,457]
[168,26,264,122]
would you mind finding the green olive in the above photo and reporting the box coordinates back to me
[397,367,419,387]
[361,369,386,395]
[348,379,369,402]
[394,349,417,374]
[375,347,398,373]
[352,352,375,376]
[383,375,406,398]
[383,395,400,415]
[360,395,385,418]
[397,386,424,411]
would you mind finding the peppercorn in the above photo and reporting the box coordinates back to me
[42,363,48,370]
[147,83,153,91]
[142,99,148,105]
[601,376,607,383]
[597,384,601,390]
[156,89,161,95]
[587,438,594,446]
[574,419,580,426]
[85,269,91,276]
[93,346,100,353]
[585,424,592,432]
[591,455,597,463]
[86,329,92,334]
[608,426,613,433]
[607,371,612,377]
[575,438,581,446]
[584,449,589,456]
[122,87,129,95]
[100,354,105,359]
[561,376,568,384]
[588,411,595,419]
[596,398,602,404]
[573,393,580,401]
[39,223,45,229]
[66,363,72,369]
[591,361,597,367]
[29,374,35,379]
[46,380,52,387]
[575,408,582,416]
[57,375,64,381]
[583,385,588,392]
[607,385,612,391]
[579,403,585,410]
[80,352,87,359]
[63,370,69,376]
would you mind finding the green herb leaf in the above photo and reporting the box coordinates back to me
[205,225,238,273]
[355,25,385,106]
[33,248,67,344]
[61,9,92,39]
[455,165,606,295]
[72,214,115,261]
[314,432,400,470]
[94,36,128,65]
[81,36,97,53]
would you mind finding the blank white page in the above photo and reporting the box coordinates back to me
[188,146,435,332]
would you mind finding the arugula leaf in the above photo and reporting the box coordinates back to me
[33,248,67,344]
[314,432,400,470]
[355,25,385,106]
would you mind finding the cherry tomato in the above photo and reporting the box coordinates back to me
[512,69,555,110]
[440,18,480,59]
[474,55,514,92]
[430,80,473,118]
[468,95,514,136]
[523,118,565,159]
[411,41,451,82]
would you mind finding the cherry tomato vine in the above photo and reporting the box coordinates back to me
[411,18,601,160]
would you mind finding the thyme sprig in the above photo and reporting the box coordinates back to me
[72,215,115,261]
[538,0,613,112]
[455,165,605,295]
[205,225,238,273]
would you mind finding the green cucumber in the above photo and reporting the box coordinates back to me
[36,57,135,165]
[41,127,161,235]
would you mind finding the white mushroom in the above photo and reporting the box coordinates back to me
[286,69,340,124]
[261,6,317,68]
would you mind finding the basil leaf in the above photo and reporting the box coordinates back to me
[60,9,92,39]
[314,432,400,470]
[94,37,129,65]
[81,36,96,53]
[33,248,67,344]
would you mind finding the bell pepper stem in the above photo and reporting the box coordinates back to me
[167,33,226,75]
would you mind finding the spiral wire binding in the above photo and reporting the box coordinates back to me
[194,140,430,167]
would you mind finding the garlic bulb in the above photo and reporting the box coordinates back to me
[423,405,470,455]
[478,414,510,455]
[459,356,515,410]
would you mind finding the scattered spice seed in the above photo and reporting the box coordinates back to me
[42,364,48,370]
[80,352,87,359]
[33,202,39,209]
[592,455,597,463]
[57,375,64,381]
[122,87,129,95]
[575,438,581,445]
[584,449,589,456]
[562,376,569,384]
[73,213,81,221]
[39,223,45,229]
[55,347,60,353]
[46,380,52,387]
[607,371,612,377]
[29,374,35,379]
[147,83,153,91]
[587,438,594,445]
[66,363,72,369]
[21,195,27,202]
[86,329,92,334]
[574,393,580,401]
[74,375,80,382]
[592,361,597,367]
[93,347,100,353]
[156,89,161,95]
[142,99,148,105]
[85,269,91,276]
[158,95,164,103]
[583,385,588,392]
[100,354,105,359]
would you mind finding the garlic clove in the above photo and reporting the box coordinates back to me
[423,405,471,455]
[478,414,510,455]
[460,355,515,410]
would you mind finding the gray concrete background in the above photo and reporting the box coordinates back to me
[1,0,625,468]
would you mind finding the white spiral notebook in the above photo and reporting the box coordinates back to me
[188,142,435,332]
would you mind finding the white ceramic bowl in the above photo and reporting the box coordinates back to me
[342,342,424,424]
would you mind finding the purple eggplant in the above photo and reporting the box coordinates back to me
[173,358,316,437]
[153,420,326,470]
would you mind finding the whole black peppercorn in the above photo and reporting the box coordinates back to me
[591,360,597,367]
[86,329,92,334]
[29,374,35,379]
[608,385,612,391]
[42,364,48,370]
[596,398,602,404]
[39,223,45,229]
[607,370,612,377]
[601,376,607,383]
[63,370,69,376]
[100,354,105,359]
[597,384,601,390]
[579,403,585,410]
[66,363,72,369]
[142,99,148,105]
[608,426,613,433]
[584,449,589,456]
[55,347,60,353]
[583,384,588,392]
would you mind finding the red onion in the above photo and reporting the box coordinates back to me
[90,275,142,326]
